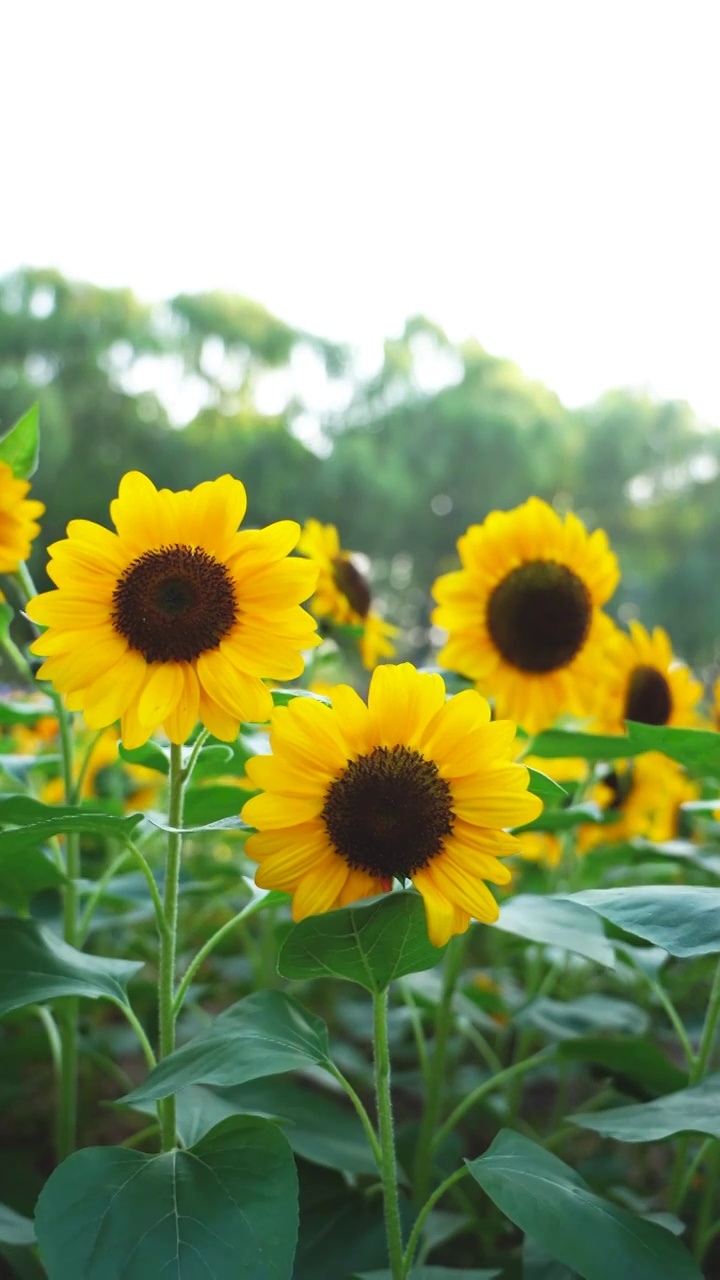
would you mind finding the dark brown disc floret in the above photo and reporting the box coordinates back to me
[112,544,237,663]
[486,560,592,673]
[322,745,454,879]
[624,664,672,726]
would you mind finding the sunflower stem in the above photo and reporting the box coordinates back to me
[412,931,468,1206]
[158,742,186,1152]
[373,988,405,1280]
[401,1164,469,1277]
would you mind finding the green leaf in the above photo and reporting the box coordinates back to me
[127,1078,378,1175]
[0,845,65,910]
[0,696,55,727]
[517,803,608,833]
[523,1236,580,1279]
[558,1036,687,1099]
[0,1202,35,1247]
[278,890,447,993]
[121,990,332,1104]
[526,768,567,805]
[0,798,143,857]
[570,1073,720,1142]
[118,742,169,774]
[466,1129,702,1280]
[0,919,142,1016]
[0,404,39,479]
[566,886,720,956]
[355,1270,500,1279]
[519,995,648,1040]
[294,1168,392,1280]
[626,721,720,778]
[493,895,615,968]
[527,729,636,762]
[182,785,244,826]
[34,1116,298,1280]
[272,687,329,706]
[0,601,14,640]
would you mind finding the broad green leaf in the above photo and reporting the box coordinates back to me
[516,803,608,833]
[127,1078,378,1174]
[571,1073,720,1142]
[626,721,720,777]
[526,768,567,804]
[493,895,615,968]
[566,886,720,956]
[294,1167,392,1280]
[519,994,649,1040]
[119,742,169,774]
[0,1202,35,1247]
[0,919,142,1016]
[0,403,39,478]
[0,845,65,909]
[355,1270,500,1279]
[526,729,636,762]
[0,798,143,856]
[183,785,244,826]
[558,1036,687,1098]
[0,696,55,727]
[467,1129,701,1280]
[34,1116,298,1280]
[278,890,447,993]
[121,990,331,1104]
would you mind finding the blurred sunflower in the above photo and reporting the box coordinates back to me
[27,472,319,748]
[41,728,160,810]
[595,621,702,733]
[0,461,44,575]
[577,753,698,853]
[432,497,620,734]
[242,662,541,947]
[298,519,398,669]
[514,830,563,869]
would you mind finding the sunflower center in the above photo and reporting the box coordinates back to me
[624,664,672,725]
[321,744,454,879]
[333,557,371,618]
[486,560,592,674]
[112,544,237,664]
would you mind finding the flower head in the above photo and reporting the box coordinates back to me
[242,662,541,946]
[298,519,398,670]
[577,753,698,853]
[595,621,702,733]
[27,472,319,747]
[432,497,620,734]
[0,460,44,574]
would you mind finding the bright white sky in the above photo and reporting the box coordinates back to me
[3,1,720,421]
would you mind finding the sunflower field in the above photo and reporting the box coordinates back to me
[2,401,720,1280]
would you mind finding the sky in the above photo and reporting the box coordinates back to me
[3,1,720,422]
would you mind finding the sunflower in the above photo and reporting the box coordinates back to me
[298,519,398,670]
[577,753,699,853]
[0,461,44,575]
[514,830,563,869]
[594,621,702,733]
[26,472,319,748]
[241,662,542,947]
[432,497,620,734]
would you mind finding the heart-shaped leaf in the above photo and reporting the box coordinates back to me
[278,890,447,993]
[558,1036,687,1098]
[565,886,720,956]
[0,845,65,909]
[493,895,614,968]
[34,1116,298,1280]
[570,1073,720,1142]
[467,1130,701,1280]
[121,990,332,1104]
[0,919,142,1016]
[0,798,143,857]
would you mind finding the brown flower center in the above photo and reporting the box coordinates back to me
[332,556,371,618]
[487,560,592,674]
[322,745,454,879]
[624,665,672,726]
[112,544,237,663]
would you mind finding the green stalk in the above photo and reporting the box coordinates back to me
[433,1046,556,1151]
[158,742,186,1152]
[373,989,405,1280]
[413,932,468,1204]
[402,1165,469,1277]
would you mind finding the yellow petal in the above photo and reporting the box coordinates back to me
[137,663,185,728]
[410,870,459,948]
[244,754,328,798]
[291,856,350,920]
[368,663,446,749]
[163,665,201,744]
[196,651,273,724]
[242,790,325,830]
[82,650,150,728]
